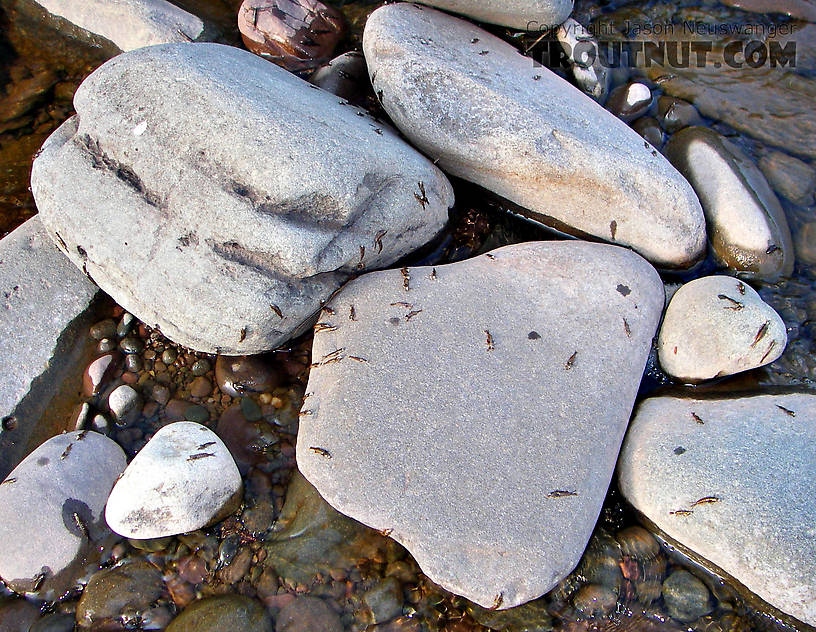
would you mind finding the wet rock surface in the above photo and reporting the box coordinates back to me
[658,276,787,382]
[364,4,706,269]
[619,394,816,627]
[19,0,210,52]
[297,241,664,609]
[0,218,98,478]
[416,0,573,29]
[165,594,273,632]
[665,127,793,281]
[105,422,242,539]
[237,0,346,73]
[0,430,125,596]
[556,18,610,104]
[31,42,453,354]
[759,150,816,207]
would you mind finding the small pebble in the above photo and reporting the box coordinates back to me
[97,338,117,353]
[190,376,212,399]
[162,349,178,365]
[662,570,713,623]
[83,353,118,396]
[107,384,143,427]
[89,318,117,340]
[116,312,135,338]
[191,359,211,376]
[125,353,143,372]
[658,96,702,133]
[185,404,210,423]
[119,337,144,354]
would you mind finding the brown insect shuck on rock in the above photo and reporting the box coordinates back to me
[238,0,347,73]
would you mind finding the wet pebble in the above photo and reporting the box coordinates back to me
[185,404,209,423]
[97,337,117,353]
[310,51,371,104]
[76,560,164,628]
[117,313,135,338]
[178,555,209,585]
[573,583,618,617]
[237,0,346,73]
[556,18,610,103]
[107,384,143,427]
[29,612,75,632]
[83,353,118,396]
[125,353,143,372]
[795,222,816,266]
[759,150,816,207]
[90,318,117,340]
[190,376,212,399]
[363,577,404,624]
[166,595,273,632]
[662,570,713,623]
[658,96,702,133]
[606,82,653,122]
[216,355,281,398]
[631,116,664,149]
[119,337,144,354]
[0,599,40,631]
[191,359,211,376]
[276,596,343,632]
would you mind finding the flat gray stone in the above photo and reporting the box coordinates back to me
[0,218,98,479]
[619,394,816,627]
[32,43,453,354]
[416,0,573,29]
[105,422,242,538]
[363,4,706,269]
[0,430,126,597]
[28,0,207,52]
[297,241,664,609]
[657,276,786,382]
[665,127,794,281]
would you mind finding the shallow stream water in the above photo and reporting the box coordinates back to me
[0,0,815,630]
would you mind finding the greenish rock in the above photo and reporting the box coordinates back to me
[363,577,404,624]
[264,471,399,586]
[166,595,272,632]
[191,359,211,377]
[759,151,816,207]
[30,612,75,632]
[184,404,210,423]
[241,396,263,422]
[662,570,713,623]
[76,560,163,628]
[665,127,793,281]
[466,598,553,631]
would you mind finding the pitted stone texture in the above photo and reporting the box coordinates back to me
[657,276,786,382]
[31,43,453,354]
[0,218,98,480]
[297,241,664,609]
[416,0,573,29]
[106,422,242,539]
[619,394,816,627]
[0,431,125,596]
[363,4,706,269]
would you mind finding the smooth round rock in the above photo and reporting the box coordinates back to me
[607,82,653,122]
[76,561,164,629]
[665,127,794,281]
[0,431,126,596]
[631,116,664,149]
[166,595,273,632]
[416,0,573,29]
[82,353,117,396]
[657,276,787,382]
[363,577,404,624]
[309,51,370,104]
[363,4,706,269]
[238,0,346,73]
[658,96,702,133]
[107,384,143,427]
[758,150,816,207]
[297,242,664,609]
[215,355,280,398]
[556,19,610,104]
[619,394,816,627]
[105,422,242,539]
[662,570,712,623]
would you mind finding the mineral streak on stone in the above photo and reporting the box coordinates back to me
[31,43,453,354]
[619,394,816,627]
[416,0,574,30]
[297,241,664,609]
[363,4,706,269]
[237,0,346,73]
[0,218,98,480]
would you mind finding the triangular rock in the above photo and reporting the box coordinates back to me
[296,242,664,608]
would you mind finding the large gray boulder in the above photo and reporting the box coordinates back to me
[363,4,706,269]
[416,0,573,29]
[31,43,453,354]
[0,218,98,480]
[619,394,816,627]
[297,241,664,609]
[0,431,126,597]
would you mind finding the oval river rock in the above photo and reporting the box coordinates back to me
[31,42,453,354]
[363,3,706,269]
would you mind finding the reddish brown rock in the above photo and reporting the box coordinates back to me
[237,0,346,72]
[215,355,281,398]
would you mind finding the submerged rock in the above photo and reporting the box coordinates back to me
[556,18,610,104]
[758,150,816,207]
[31,43,453,354]
[415,0,572,29]
[658,276,786,382]
[665,127,793,281]
[17,0,211,53]
[363,4,705,269]
[297,241,664,609]
[309,51,371,104]
[0,218,98,479]
[276,596,343,632]
[166,595,273,632]
[105,422,242,538]
[237,0,346,73]
[606,82,652,123]
[0,431,126,596]
[76,560,164,629]
[619,393,816,627]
